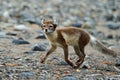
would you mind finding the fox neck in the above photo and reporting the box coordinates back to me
[44,30,58,42]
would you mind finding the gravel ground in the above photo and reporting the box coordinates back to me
[0,0,120,80]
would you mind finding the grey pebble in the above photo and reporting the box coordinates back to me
[12,38,30,44]
[32,43,47,51]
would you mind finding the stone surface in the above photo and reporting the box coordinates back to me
[32,43,46,51]
[63,75,78,80]
[0,0,120,79]
[12,38,30,44]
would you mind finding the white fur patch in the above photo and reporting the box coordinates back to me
[90,35,96,42]
[62,32,80,45]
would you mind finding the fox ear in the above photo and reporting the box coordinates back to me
[41,18,45,25]
[52,17,58,24]
[53,24,57,28]
[52,18,58,28]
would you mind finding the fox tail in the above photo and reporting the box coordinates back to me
[89,35,117,57]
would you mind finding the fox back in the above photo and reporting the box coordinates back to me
[41,20,90,47]
[40,19,117,69]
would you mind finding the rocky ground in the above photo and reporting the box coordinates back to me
[0,0,120,80]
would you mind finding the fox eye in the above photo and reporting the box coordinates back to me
[42,25,45,27]
[49,26,53,27]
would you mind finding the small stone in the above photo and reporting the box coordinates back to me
[0,32,6,38]
[81,60,90,69]
[6,32,17,36]
[105,22,120,30]
[70,22,82,28]
[104,14,114,21]
[115,58,120,66]
[52,57,68,65]
[0,50,6,52]
[107,34,113,39]
[32,43,46,51]
[14,24,30,31]
[63,75,78,80]
[24,51,35,54]
[35,34,46,39]
[12,38,30,45]
[21,71,35,78]
[109,45,120,49]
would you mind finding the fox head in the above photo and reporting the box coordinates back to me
[41,19,57,34]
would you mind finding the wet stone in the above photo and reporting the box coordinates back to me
[32,43,46,51]
[105,22,120,30]
[24,51,35,54]
[21,71,35,79]
[115,58,120,66]
[107,34,113,39]
[35,34,46,39]
[12,38,30,45]
[0,32,6,38]
[70,22,82,28]
[104,14,114,21]
[14,24,30,31]
[63,75,78,80]
[6,32,17,36]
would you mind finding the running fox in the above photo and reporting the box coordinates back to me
[40,19,117,69]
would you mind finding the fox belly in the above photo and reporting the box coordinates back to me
[62,32,80,46]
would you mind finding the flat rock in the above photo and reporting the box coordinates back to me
[14,24,30,31]
[6,32,17,36]
[105,22,120,30]
[32,43,46,51]
[21,71,35,79]
[35,34,46,39]
[12,38,30,44]
[70,22,83,28]
[63,75,78,80]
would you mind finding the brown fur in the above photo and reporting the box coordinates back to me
[40,20,117,69]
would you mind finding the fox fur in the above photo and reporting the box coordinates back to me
[40,19,117,69]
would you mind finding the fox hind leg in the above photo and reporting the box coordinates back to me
[76,46,86,66]
[63,45,77,68]
[74,45,85,68]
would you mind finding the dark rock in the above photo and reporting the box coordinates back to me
[63,75,78,80]
[105,22,120,30]
[21,71,35,78]
[14,11,36,24]
[116,15,120,21]
[6,32,17,36]
[104,14,114,21]
[70,22,83,27]
[12,38,30,45]
[107,34,113,39]
[24,51,35,54]
[32,43,46,51]
[0,50,6,52]
[35,34,46,39]
[24,18,36,24]
[115,58,120,66]
[81,57,91,69]
[0,32,13,39]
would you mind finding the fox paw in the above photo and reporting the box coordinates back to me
[41,59,45,63]
[72,65,79,69]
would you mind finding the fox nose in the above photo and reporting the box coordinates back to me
[45,29,47,32]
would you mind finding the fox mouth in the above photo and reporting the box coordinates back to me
[44,30,54,34]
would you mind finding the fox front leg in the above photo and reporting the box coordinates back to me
[41,45,57,63]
